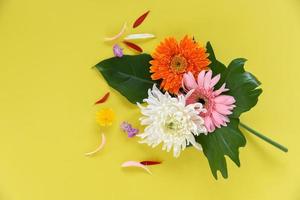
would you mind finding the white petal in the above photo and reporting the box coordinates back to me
[124,33,155,40]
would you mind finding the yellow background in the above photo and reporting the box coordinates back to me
[0,0,299,199]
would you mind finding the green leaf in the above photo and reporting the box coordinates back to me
[198,42,262,179]
[206,42,227,89]
[206,42,262,118]
[95,54,156,104]
[225,58,263,118]
[196,118,246,179]
[206,42,227,74]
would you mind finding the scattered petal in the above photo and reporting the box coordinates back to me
[113,44,123,57]
[85,133,106,156]
[104,23,127,41]
[140,161,162,165]
[127,129,138,137]
[133,10,150,28]
[123,41,143,53]
[121,161,152,174]
[95,92,110,104]
[124,33,155,40]
[120,121,139,138]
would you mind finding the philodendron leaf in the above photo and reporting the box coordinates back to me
[206,42,262,118]
[198,42,262,179]
[196,118,246,179]
[206,42,227,75]
[224,58,263,118]
[95,54,156,104]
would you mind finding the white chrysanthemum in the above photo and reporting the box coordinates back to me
[137,85,207,157]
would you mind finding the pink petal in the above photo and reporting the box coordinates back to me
[223,116,230,123]
[228,105,236,109]
[185,89,195,100]
[85,133,106,156]
[204,70,212,90]
[213,83,229,96]
[104,23,127,41]
[121,161,152,174]
[197,70,206,88]
[214,95,236,105]
[211,111,225,128]
[215,104,233,115]
[204,116,215,133]
[209,74,221,88]
[219,114,230,126]
[212,110,232,127]
[181,78,188,92]
[183,72,198,90]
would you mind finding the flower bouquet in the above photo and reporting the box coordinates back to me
[90,11,287,179]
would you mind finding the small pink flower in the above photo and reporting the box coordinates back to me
[183,70,236,133]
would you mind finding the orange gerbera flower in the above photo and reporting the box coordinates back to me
[150,36,211,94]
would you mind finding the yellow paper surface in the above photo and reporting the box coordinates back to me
[0,0,299,199]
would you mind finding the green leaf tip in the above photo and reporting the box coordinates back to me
[197,118,246,179]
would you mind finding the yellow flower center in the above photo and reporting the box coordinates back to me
[96,108,115,127]
[170,55,188,73]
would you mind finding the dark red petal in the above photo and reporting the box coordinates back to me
[95,92,110,104]
[133,10,150,28]
[123,41,143,53]
[140,161,162,165]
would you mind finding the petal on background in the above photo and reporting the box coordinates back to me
[124,33,155,40]
[123,41,143,52]
[133,10,150,28]
[85,133,106,156]
[104,23,127,41]
[95,92,110,104]
[140,161,162,165]
[121,161,152,174]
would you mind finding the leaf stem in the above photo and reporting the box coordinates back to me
[239,122,288,153]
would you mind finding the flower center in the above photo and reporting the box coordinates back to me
[170,55,188,73]
[186,88,214,117]
[197,98,206,105]
[164,114,185,136]
[166,120,183,131]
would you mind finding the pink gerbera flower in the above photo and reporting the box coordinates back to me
[183,70,236,133]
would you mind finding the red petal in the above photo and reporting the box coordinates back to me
[95,92,110,104]
[140,161,162,165]
[123,41,143,53]
[133,10,150,28]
